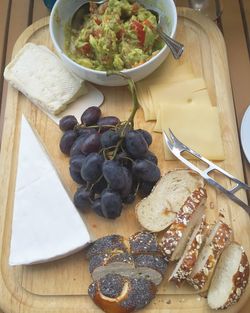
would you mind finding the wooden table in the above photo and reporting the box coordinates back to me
[175,1,250,189]
[0,0,249,312]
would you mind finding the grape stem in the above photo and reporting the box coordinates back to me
[101,145,118,159]
[78,124,117,131]
[119,155,134,163]
[111,138,123,160]
[107,71,140,128]
[89,174,104,193]
[107,71,140,159]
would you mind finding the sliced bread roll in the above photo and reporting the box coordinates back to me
[207,242,249,309]
[90,252,135,281]
[136,169,204,232]
[87,235,128,260]
[187,220,232,291]
[160,187,207,262]
[168,216,208,286]
[129,231,159,255]
[90,252,167,285]
[88,273,157,313]
[133,254,167,285]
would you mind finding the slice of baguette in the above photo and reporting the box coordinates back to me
[168,215,208,286]
[207,242,249,310]
[136,169,205,232]
[187,220,232,291]
[160,187,207,262]
[4,43,87,115]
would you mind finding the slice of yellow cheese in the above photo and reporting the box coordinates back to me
[150,78,208,132]
[137,59,195,121]
[161,103,225,161]
[137,85,152,122]
[155,88,213,132]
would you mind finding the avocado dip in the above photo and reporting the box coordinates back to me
[65,0,164,71]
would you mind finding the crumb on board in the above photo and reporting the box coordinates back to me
[210,202,214,209]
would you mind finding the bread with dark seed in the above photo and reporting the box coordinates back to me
[90,252,135,281]
[129,231,159,255]
[88,273,157,313]
[207,242,249,309]
[89,251,167,285]
[87,235,128,260]
[133,254,167,285]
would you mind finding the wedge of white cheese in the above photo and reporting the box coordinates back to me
[4,43,87,115]
[9,116,91,266]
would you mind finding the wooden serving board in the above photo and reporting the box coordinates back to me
[0,8,249,313]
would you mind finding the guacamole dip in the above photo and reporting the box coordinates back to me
[65,0,164,71]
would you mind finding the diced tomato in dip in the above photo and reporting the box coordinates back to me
[65,0,164,71]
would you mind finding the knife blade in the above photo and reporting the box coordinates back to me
[163,129,250,215]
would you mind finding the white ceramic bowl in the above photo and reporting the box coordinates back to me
[49,0,177,86]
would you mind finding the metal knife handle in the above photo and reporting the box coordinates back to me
[164,130,250,214]
[178,151,250,214]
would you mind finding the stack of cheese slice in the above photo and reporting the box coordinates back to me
[137,56,225,161]
[137,55,195,121]
[9,116,91,266]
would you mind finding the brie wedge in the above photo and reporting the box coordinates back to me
[9,116,91,266]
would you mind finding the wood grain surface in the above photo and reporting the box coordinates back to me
[241,0,250,54]
[0,0,49,153]
[220,0,250,208]
[0,8,249,313]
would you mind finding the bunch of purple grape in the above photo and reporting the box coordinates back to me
[59,106,160,219]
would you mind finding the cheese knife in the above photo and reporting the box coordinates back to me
[163,129,250,215]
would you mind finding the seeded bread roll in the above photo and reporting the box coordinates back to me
[129,231,159,255]
[90,252,135,281]
[160,187,207,262]
[87,235,128,260]
[133,254,167,285]
[207,242,249,309]
[187,220,232,291]
[135,169,205,232]
[169,216,208,287]
[90,252,167,285]
[88,273,157,313]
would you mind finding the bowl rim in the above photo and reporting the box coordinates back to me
[49,0,177,76]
